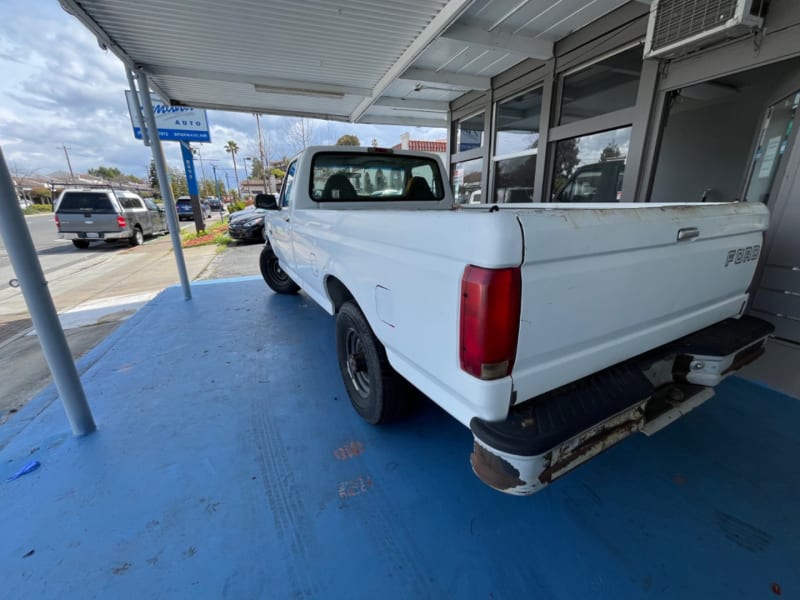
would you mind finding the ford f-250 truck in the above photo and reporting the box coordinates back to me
[258,146,773,495]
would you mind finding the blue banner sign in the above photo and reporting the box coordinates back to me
[180,142,200,196]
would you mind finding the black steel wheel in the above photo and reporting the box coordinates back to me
[335,301,406,424]
[259,245,299,294]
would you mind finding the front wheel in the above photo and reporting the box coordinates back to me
[335,301,406,424]
[259,245,299,294]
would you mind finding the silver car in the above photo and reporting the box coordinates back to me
[55,189,168,249]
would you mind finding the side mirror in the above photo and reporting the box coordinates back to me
[255,193,278,210]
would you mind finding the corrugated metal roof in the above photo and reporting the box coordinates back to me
[61,0,639,127]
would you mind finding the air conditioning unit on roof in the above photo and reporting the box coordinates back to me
[644,0,767,59]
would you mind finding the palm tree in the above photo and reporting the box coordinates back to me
[224,140,241,198]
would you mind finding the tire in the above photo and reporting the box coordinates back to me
[72,239,90,249]
[336,301,406,424]
[259,245,300,294]
[129,226,144,247]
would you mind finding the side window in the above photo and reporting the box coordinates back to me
[131,198,145,209]
[280,160,297,208]
[119,198,132,209]
[144,199,158,211]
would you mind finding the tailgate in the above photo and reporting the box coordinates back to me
[57,212,120,235]
[510,202,769,403]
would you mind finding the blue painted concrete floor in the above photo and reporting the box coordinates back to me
[1,277,798,599]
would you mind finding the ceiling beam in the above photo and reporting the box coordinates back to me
[373,97,450,112]
[358,115,447,128]
[349,0,477,122]
[441,23,553,59]
[399,68,491,91]
[142,64,372,98]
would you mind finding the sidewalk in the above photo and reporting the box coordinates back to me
[1,278,798,598]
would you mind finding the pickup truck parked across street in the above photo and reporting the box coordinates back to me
[257,146,773,495]
[55,188,168,248]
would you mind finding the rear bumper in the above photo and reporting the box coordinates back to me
[59,231,130,241]
[469,316,773,495]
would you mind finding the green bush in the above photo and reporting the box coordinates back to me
[227,201,246,214]
[24,204,53,214]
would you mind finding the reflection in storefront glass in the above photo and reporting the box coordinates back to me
[457,113,485,152]
[494,155,536,203]
[495,88,542,157]
[452,158,483,204]
[551,126,631,202]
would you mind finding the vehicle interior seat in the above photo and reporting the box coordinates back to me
[404,176,434,200]
[322,173,358,200]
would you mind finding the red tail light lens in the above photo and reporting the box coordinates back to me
[54,215,60,228]
[459,265,522,380]
[117,215,127,228]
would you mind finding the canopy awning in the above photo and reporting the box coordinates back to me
[61,0,635,127]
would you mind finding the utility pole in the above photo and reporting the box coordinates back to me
[60,145,75,182]
[225,172,231,199]
[255,113,270,193]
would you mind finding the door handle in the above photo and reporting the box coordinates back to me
[677,227,700,241]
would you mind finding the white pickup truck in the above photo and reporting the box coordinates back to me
[258,146,773,495]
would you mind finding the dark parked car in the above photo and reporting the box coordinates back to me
[206,197,223,211]
[227,208,267,243]
[176,196,212,220]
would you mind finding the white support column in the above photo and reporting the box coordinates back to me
[135,68,192,300]
[0,146,96,436]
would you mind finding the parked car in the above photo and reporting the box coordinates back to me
[227,208,267,243]
[176,196,212,220]
[554,158,626,203]
[54,189,167,249]
[206,197,223,211]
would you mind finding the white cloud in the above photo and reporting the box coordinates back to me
[0,0,445,184]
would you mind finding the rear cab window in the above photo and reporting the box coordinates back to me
[310,152,444,202]
[57,192,115,213]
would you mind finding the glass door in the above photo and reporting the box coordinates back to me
[744,90,800,204]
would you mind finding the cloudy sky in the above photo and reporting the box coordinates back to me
[0,0,445,184]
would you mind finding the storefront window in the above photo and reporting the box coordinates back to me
[495,88,542,157]
[559,46,643,126]
[452,158,483,204]
[550,126,631,202]
[456,112,485,152]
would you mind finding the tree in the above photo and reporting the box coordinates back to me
[600,142,622,162]
[287,119,315,153]
[88,166,123,181]
[336,134,360,146]
[225,140,241,196]
[552,138,580,196]
[269,167,285,180]
[250,158,266,179]
[169,169,188,198]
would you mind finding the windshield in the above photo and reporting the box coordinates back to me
[57,192,115,213]
[310,152,444,202]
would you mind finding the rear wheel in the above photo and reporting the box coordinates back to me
[335,301,406,424]
[129,227,144,246]
[72,239,90,249]
[259,245,299,294]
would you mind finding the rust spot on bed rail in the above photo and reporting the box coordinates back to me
[470,443,524,490]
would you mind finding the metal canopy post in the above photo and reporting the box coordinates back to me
[134,68,192,301]
[0,146,96,436]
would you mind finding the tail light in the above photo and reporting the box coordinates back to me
[117,215,127,228]
[459,265,521,380]
[54,215,60,229]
